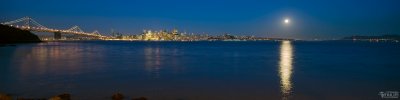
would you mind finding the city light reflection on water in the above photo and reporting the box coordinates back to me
[1,41,400,100]
[279,41,293,100]
[144,47,162,79]
[13,42,91,76]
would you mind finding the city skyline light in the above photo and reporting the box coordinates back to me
[1,1,400,99]
[1,0,400,39]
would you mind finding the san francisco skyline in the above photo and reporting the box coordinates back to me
[2,0,400,39]
[1,0,400,100]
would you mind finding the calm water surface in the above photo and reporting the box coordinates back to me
[1,41,399,100]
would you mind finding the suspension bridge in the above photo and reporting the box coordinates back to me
[1,16,109,39]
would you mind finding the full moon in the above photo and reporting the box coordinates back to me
[284,19,290,24]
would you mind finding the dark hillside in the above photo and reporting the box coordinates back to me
[0,25,41,44]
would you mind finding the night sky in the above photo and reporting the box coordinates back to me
[1,0,400,39]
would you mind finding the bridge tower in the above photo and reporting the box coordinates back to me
[2,17,107,39]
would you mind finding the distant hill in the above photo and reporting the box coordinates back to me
[0,25,42,44]
[343,35,400,40]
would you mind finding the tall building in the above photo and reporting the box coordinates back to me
[172,28,178,35]
[140,28,187,41]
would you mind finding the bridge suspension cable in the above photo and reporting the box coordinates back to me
[66,26,84,33]
[92,30,101,35]
[1,16,47,29]
[1,16,108,38]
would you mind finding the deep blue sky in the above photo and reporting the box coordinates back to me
[1,0,400,39]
